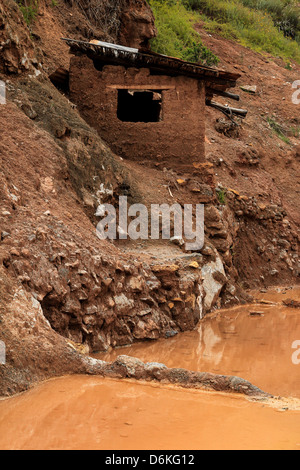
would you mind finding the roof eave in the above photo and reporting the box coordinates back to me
[62,38,241,89]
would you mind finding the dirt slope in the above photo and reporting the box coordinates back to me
[0,0,299,396]
[195,25,300,285]
[200,25,300,218]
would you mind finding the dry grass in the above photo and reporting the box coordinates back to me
[65,0,126,42]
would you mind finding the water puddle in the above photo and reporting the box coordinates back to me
[0,376,299,450]
[95,287,300,398]
[0,286,299,450]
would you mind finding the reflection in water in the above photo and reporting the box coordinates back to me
[95,300,300,398]
[0,288,299,450]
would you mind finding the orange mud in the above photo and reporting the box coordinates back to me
[96,288,300,399]
[0,376,299,450]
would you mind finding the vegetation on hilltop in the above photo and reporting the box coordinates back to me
[149,0,300,64]
[149,0,220,65]
[14,0,300,64]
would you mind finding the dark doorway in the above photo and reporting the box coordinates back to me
[49,67,70,94]
[117,89,162,123]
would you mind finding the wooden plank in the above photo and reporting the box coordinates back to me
[106,85,176,90]
[206,87,240,101]
[89,39,139,54]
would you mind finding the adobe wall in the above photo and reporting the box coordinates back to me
[69,55,206,167]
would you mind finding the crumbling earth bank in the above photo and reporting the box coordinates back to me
[0,0,38,74]
[0,0,299,397]
[0,81,231,396]
[0,0,156,76]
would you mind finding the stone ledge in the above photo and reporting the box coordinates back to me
[84,354,272,398]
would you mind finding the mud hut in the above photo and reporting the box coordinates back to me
[63,39,242,168]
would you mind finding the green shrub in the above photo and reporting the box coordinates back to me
[217,188,227,205]
[149,0,219,65]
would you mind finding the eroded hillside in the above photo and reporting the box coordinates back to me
[0,0,299,396]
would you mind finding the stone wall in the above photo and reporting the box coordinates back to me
[69,55,206,168]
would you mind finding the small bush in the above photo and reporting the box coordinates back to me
[16,0,39,25]
[217,189,227,205]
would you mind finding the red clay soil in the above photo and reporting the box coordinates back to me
[197,24,300,226]
[0,0,299,397]
[2,0,298,288]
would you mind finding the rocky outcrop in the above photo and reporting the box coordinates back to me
[118,0,157,49]
[0,0,156,78]
[195,187,299,290]
[2,236,205,353]
[64,0,156,48]
[0,269,91,396]
[224,188,300,286]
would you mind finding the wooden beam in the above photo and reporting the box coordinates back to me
[106,85,175,90]
[206,87,240,101]
[206,99,248,117]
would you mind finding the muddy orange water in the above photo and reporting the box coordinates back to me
[96,287,300,399]
[0,376,300,450]
[0,287,299,450]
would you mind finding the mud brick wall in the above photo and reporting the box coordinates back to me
[69,55,206,166]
